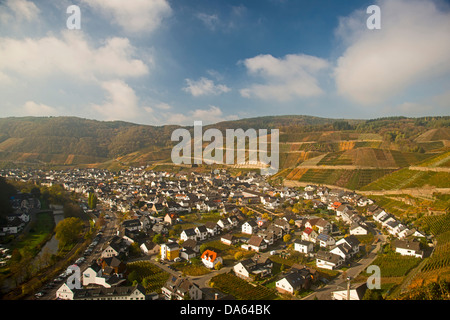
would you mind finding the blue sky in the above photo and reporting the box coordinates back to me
[0,0,449,125]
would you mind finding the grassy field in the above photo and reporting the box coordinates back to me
[408,213,450,286]
[292,168,396,190]
[12,211,55,256]
[126,260,171,294]
[209,272,277,300]
[416,151,450,168]
[361,169,450,190]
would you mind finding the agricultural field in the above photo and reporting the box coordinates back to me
[369,252,421,278]
[126,260,171,294]
[209,273,277,300]
[293,168,395,190]
[361,168,450,190]
[411,213,450,285]
[416,151,450,168]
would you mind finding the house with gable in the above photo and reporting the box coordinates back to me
[242,235,267,252]
[392,239,424,258]
[302,228,318,243]
[161,276,203,300]
[316,250,343,270]
[180,228,197,242]
[201,250,223,269]
[317,233,336,248]
[205,221,221,237]
[194,225,208,241]
[233,255,273,281]
[276,267,314,295]
[293,239,314,254]
[242,220,258,235]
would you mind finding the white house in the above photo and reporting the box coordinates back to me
[294,239,314,254]
[194,225,208,241]
[82,264,104,287]
[201,250,223,269]
[350,223,369,236]
[335,235,360,257]
[276,268,313,295]
[316,251,343,270]
[392,240,423,258]
[332,283,367,300]
[233,256,273,280]
[242,220,258,235]
[317,233,336,248]
[180,228,197,242]
[302,228,318,243]
[56,283,74,300]
[162,277,203,300]
[69,285,146,300]
[243,235,267,252]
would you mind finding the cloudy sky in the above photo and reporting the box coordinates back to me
[0,0,449,126]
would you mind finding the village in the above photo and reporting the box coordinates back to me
[0,166,430,300]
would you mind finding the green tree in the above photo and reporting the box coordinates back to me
[55,217,84,249]
[88,192,97,209]
[152,234,163,244]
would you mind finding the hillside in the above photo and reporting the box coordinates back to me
[0,115,448,191]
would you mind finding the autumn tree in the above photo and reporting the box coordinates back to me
[55,217,84,249]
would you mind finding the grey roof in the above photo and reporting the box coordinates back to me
[73,284,145,299]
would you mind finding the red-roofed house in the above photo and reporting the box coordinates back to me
[201,250,223,269]
[302,228,318,243]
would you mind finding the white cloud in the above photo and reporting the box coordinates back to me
[154,103,172,110]
[0,31,149,82]
[0,0,40,23]
[166,106,238,126]
[183,77,231,97]
[334,0,450,105]
[23,101,58,116]
[82,0,172,34]
[240,53,329,101]
[91,80,141,121]
[196,13,220,31]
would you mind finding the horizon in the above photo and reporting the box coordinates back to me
[0,0,449,126]
[1,113,448,128]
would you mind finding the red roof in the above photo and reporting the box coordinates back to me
[201,250,218,262]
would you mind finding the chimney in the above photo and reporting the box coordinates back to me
[215,293,218,300]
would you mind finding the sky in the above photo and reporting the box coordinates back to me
[0,0,449,126]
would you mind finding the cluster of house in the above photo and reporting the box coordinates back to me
[0,192,40,236]
[1,167,430,300]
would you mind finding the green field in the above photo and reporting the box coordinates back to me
[126,260,170,294]
[209,273,277,300]
[294,168,395,190]
[361,169,450,191]
[369,253,421,278]
[12,211,55,256]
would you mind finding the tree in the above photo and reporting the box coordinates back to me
[55,217,84,249]
[283,234,291,243]
[88,192,97,209]
[127,270,139,284]
[234,252,244,260]
[152,234,163,244]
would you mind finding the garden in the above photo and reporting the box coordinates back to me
[209,272,277,300]
[126,260,171,294]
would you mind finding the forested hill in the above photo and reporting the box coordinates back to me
[0,115,448,170]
